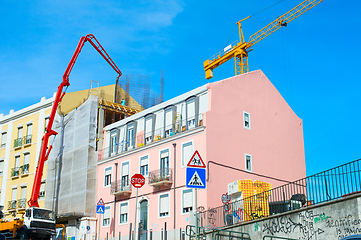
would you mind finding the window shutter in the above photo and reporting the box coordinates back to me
[40,182,45,192]
[104,206,111,219]
[21,187,27,199]
[160,194,169,214]
[160,149,169,159]
[0,160,4,173]
[140,156,148,166]
[120,203,128,214]
[1,133,7,145]
[182,142,193,166]
[145,117,152,137]
[18,127,23,138]
[165,109,173,127]
[27,124,32,135]
[105,167,112,176]
[15,156,20,168]
[183,189,193,208]
[187,99,195,118]
[24,154,30,165]
[12,188,17,200]
[122,163,129,176]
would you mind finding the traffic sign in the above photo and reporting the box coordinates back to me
[96,205,105,214]
[187,150,206,168]
[131,173,146,188]
[97,198,105,205]
[186,167,206,189]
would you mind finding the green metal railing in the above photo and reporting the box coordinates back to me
[212,229,250,240]
[11,167,20,177]
[20,164,29,175]
[23,134,32,145]
[13,138,22,148]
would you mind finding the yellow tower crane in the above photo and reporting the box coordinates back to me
[203,0,323,79]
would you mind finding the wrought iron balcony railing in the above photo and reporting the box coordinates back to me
[17,198,27,209]
[23,134,32,145]
[111,179,132,196]
[13,138,22,148]
[8,200,17,210]
[20,164,29,175]
[149,168,173,187]
[11,167,20,177]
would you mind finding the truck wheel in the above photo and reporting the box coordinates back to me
[19,230,28,240]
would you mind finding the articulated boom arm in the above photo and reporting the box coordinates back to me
[203,0,322,79]
[28,34,122,208]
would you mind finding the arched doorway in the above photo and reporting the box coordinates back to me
[139,199,148,240]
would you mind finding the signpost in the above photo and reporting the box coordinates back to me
[96,198,105,236]
[186,150,206,239]
[131,173,145,239]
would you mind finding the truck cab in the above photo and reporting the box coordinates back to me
[20,207,56,240]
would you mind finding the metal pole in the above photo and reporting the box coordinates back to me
[164,222,167,240]
[98,215,101,240]
[195,188,198,240]
[114,162,118,238]
[150,229,153,240]
[173,143,177,230]
[119,231,121,240]
[129,223,132,240]
[134,188,139,239]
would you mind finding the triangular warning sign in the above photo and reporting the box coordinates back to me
[187,150,206,168]
[97,198,105,205]
[97,206,104,213]
[187,170,205,187]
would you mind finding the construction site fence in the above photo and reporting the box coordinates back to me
[98,113,204,161]
[198,158,361,230]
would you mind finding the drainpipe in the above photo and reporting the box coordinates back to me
[173,143,177,229]
[114,162,118,238]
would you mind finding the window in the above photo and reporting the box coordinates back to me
[13,156,20,177]
[1,132,6,148]
[0,159,4,176]
[121,162,129,187]
[120,202,128,224]
[110,131,117,155]
[182,189,193,213]
[22,154,30,174]
[12,187,17,201]
[159,193,169,217]
[17,127,23,139]
[182,142,193,167]
[44,117,50,133]
[127,124,134,149]
[186,98,196,129]
[20,186,27,208]
[39,181,46,199]
[140,156,148,177]
[244,111,251,130]
[103,205,111,227]
[25,124,32,144]
[245,154,252,172]
[165,108,173,137]
[160,149,169,176]
[145,116,153,144]
[104,166,112,187]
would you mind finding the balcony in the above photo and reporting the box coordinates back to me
[23,134,32,145]
[13,138,22,148]
[111,180,132,197]
[8,200,17,210]
[98,113,204,160]
[20,164,29,175]
[149,168,173,188]
[11,167,20,178]
[17,198,27,209]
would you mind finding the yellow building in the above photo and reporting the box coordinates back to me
[0,96,54,219]
[0,83,143,220]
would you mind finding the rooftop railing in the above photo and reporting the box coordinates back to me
[198,158,361,230]
[98,113,204,161]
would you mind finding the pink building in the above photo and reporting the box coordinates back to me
[96,70,305,239]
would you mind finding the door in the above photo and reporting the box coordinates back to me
[139,200,148,240]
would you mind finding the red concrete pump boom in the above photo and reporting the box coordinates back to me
[28,34,122,207]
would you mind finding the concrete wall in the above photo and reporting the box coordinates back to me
[202,194,361,240]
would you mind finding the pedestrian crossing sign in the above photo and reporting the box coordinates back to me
[186,167,206,189]
[96,205,105,214]
[187,150,206,168]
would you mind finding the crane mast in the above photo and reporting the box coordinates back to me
[28,34,122,208]
[204,0,323,79]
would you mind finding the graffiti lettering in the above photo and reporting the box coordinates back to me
[325,215,361,239]
[314,213,330,224]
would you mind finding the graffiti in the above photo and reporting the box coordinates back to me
[151,223,158,229]
[314,213,330,224]
[325,214,361,239]
[207,207,218,225]
[262,211,325,240]
[232,208,244,222]
[197,206,205,212]
[254,222,260,232]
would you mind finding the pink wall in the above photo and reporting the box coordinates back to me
[204,70,305,209]
[96,130,208,238]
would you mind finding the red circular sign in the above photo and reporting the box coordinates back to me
[131,174,145,188]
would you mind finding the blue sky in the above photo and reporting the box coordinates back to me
[1,0,360,176]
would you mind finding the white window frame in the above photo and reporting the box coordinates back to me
[104,166,112,188]
[181,140,194,168]
[181,188,194,215]
[243,111,251,130]
[158,192,170,219]
[39,180,46,199]
[102,205,111,227]
[186,98,196,130]
[0,158,4,176]
[119,201,129,224]
[110,130,117,155]
[139,155,149,177]
[1,132,6,148]
[164,107,173,137]
[245,153,252,172]
[121,160,130,188]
